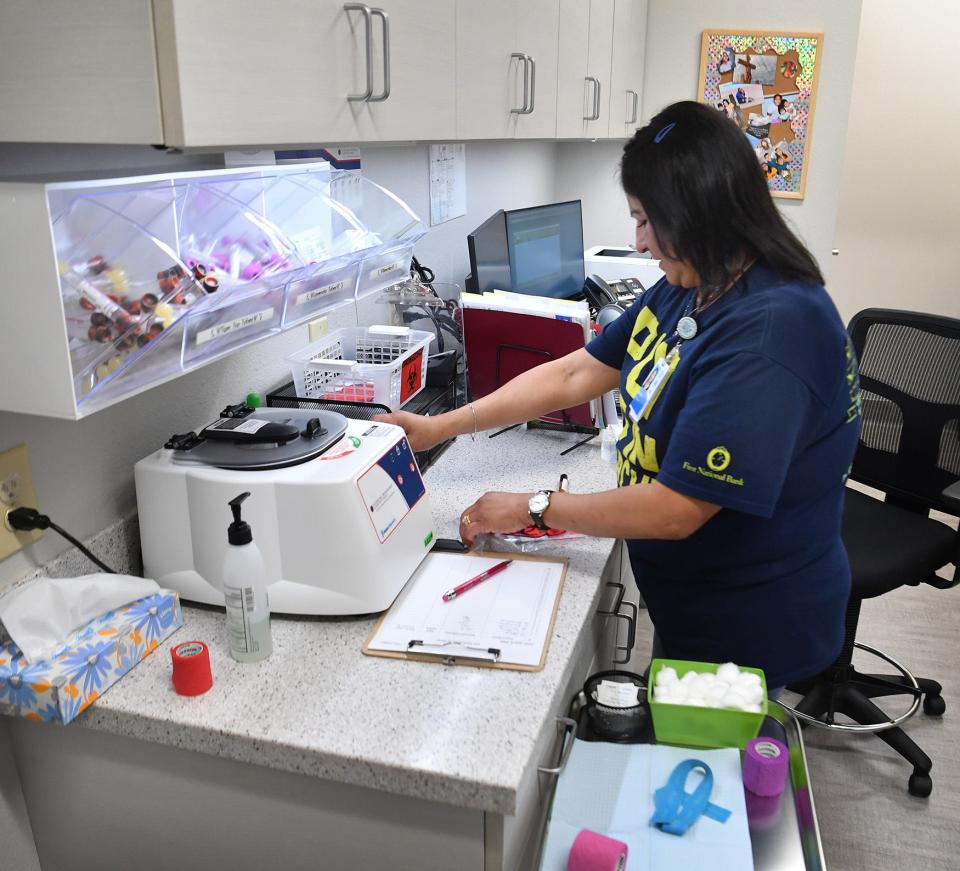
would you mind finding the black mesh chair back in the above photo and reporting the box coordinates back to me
[848,308,960,516]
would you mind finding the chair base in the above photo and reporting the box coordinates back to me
[783,642,944,797]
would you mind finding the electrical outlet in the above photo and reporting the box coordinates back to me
[308,316,329,343]
[0,443,43,561]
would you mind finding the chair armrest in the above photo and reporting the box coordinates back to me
[943,479,960,512]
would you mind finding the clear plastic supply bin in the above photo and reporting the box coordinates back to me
[287,326,433,409]
[0,162,424,418]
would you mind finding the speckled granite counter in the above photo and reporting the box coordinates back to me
[69,428,622,815]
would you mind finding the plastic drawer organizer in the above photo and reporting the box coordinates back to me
[0,163,424,418]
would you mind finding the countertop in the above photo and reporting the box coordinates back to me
[75,426,623,814]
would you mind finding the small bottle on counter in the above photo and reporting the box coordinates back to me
[222,491,272,663]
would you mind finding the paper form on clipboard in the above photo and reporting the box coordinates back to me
[363,551,566,671]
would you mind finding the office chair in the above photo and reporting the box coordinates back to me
[785,308,960,798]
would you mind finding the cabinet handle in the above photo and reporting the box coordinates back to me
[510,53,528,114]
[584,76,600,121]
[523,54,536,114]
[537,716,577,777]
[627,89,639,124]
[612,601,638,665]
[369,7,391,102]
[344,3,374,102]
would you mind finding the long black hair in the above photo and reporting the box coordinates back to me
[621,101,823,294]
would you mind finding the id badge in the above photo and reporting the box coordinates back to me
[627,347,680,423]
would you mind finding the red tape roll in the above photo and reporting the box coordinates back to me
[171,640,213,696]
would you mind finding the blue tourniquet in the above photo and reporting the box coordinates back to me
[650,759,732,836]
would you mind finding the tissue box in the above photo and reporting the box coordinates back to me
[0,590,182,725]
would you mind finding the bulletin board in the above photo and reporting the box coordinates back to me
[698,30,823,200]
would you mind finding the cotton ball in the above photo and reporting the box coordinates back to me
[689,675,712,697]
[716,662,740,683]
[685,696,707,707]
[700,672,717,685]
[671,683,690,703]
[680,671,697,686]
[722,689,749,709]
[713,679,731,694]
[653,685,674,702]
[705,684,728,707]
[744,703,763,713]
[656,666,678,687]
[736,671,762,689]
[742,683,765,705]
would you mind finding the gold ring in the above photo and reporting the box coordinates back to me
[462,514,472,525]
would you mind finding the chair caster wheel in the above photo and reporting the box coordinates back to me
[908,772,932,798]
[923,694,946,716]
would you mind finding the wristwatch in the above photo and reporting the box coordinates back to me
[528,489,554,531]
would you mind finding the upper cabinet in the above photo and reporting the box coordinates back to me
[154,0,456,147]
[557,0,646,140]
[455,0,560,140]
[0,0,644,148]
[0,0,163,144]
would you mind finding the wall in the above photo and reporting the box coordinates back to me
[830,0,960,323]
[0,140,559,590]
[555,0,863,285]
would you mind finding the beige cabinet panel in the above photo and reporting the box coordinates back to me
[349,0,456,142]
[0,0,163,144]
[514,0,560,139]
[455,0,518,140]
[607,0,647,139]
[557,0,614,138]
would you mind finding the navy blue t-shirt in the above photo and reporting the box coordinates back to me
[586,263,861,686]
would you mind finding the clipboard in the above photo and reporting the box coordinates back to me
[362,550,567,671]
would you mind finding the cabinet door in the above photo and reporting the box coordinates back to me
[584,0,615,138]
[607,0,646,138]
[556,0,590,139]
[557,0,613,138]
[514,0,560,139]
[154,0,357,147]
[0,0,162,144]
[455,0,517,140]
[349,0,456,142]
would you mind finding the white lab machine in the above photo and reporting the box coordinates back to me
[135,407,434,615]
[584,245,665,287]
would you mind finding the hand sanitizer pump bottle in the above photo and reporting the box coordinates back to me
[222,491,272,663]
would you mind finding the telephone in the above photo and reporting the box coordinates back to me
[581,274,618,310]
[581,273,646,312]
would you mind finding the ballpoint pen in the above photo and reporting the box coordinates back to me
[442,559,513,602]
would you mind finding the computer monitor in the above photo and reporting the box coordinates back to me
[467,200,585,299]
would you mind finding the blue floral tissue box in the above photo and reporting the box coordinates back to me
[0,590,182,724]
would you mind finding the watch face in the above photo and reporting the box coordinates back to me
[529,492,550,513]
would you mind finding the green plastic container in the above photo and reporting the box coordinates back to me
[647,658,768,749]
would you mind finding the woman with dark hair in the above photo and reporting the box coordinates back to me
[377,101,860,689]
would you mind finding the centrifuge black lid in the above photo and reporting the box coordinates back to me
[168,408,349,470]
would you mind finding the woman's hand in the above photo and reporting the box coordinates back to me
[373,410,444,452]
[459,492,531,547]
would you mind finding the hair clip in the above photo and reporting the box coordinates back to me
[654,122,676,143]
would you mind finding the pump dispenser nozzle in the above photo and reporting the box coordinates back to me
[228,491,253,545]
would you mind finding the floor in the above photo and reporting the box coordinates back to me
[624,568,959,871]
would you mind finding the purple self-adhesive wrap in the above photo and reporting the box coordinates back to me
[743,737,789,797]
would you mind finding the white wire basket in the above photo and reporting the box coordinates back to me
[287,325,433,409]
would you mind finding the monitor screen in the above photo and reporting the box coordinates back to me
[466,201,585,299]
[505,201,584,299]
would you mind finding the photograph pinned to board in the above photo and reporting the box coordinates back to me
[700,30,823,199]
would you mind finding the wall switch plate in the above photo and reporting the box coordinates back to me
[307,316,329,343]
[0,443,43,561]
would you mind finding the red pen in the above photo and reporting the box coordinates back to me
[442,559,513,602]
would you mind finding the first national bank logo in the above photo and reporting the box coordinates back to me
[706,446,731,472]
